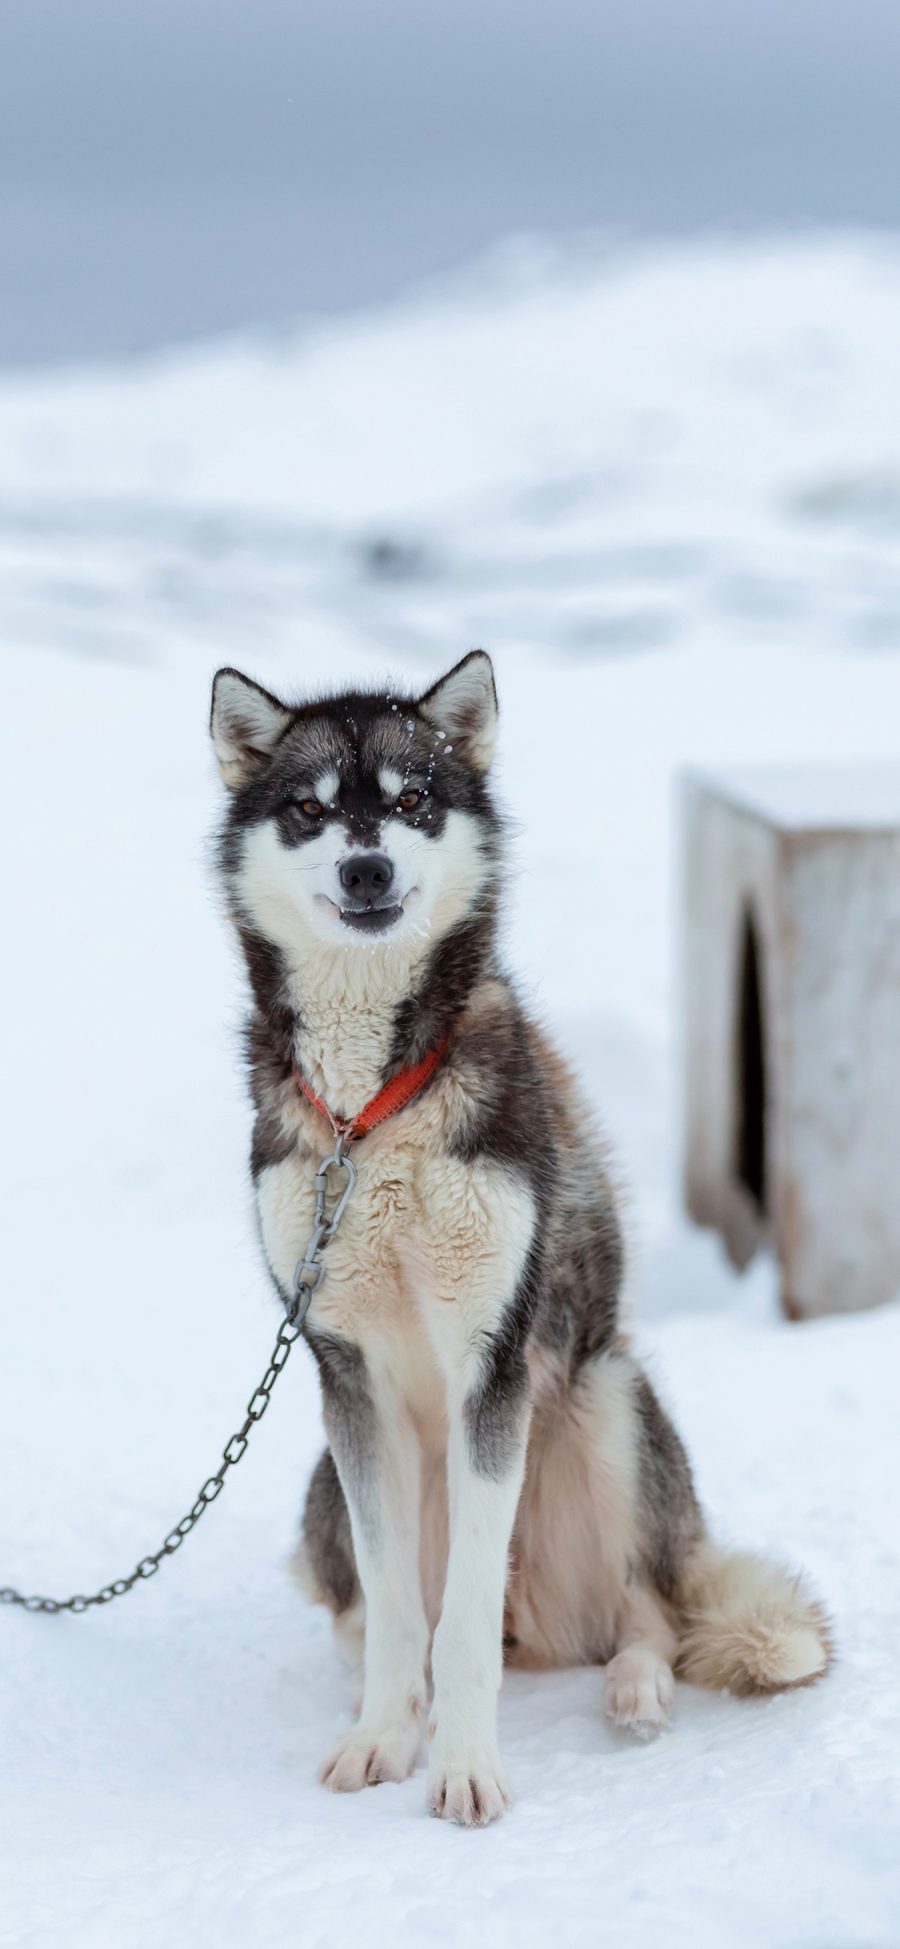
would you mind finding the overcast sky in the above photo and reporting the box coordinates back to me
[2,0,899,366]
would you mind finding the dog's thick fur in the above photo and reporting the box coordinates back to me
[210,652,831,1826]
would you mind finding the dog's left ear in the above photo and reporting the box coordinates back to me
[419,651,498,774]
[210,667,294,790]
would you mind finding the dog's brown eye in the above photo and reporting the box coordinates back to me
[299,797,323,819]
[397,790,420,812]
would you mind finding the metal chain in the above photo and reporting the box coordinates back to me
[1,1138,359,1618]
[0,1297,306,1615]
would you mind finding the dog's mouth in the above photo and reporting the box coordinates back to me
[317,887,418,935]
[339,902,403,934]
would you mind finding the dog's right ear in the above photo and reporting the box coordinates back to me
[210,668,293,791]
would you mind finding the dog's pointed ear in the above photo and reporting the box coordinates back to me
[210,668,293,790]
[419,651,498,774]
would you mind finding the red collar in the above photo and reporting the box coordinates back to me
[293,1038,448,1143]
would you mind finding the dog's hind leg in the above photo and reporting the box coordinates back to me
[599,1366,698,1736]
[603,1579,678,1737]
[295,1447,365,1679]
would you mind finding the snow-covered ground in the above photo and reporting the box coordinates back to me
[2,236,900,1948]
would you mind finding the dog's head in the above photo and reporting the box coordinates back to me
[210,653,501,958]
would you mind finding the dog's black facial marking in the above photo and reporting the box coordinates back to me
[216,679,503,875]
[273,797,333,849]
[333,781,385,850]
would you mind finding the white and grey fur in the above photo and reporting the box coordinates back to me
[210,652,832,1828]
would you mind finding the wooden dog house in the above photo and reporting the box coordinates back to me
[682,768,900,1319]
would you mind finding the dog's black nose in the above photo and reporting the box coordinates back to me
[339,852,395,904]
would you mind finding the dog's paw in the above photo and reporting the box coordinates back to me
[427,1753,510,1827]
[319,1720,420,1792]
[603,1649,674,1738]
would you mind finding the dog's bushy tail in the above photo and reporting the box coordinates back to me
[674,1541,833,1696]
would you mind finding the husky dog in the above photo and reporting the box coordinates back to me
[210,652,831,1827]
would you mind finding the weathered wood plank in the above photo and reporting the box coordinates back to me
[682,768,900,1319]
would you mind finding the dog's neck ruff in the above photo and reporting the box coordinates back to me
[293,1039,448,1143]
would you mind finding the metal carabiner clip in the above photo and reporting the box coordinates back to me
[291,1136,359,1319]
[314,1137,358,1240]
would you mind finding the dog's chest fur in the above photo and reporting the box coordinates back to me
[287,959,416,1114]
[258,1111,426,1319]
[254,1045,527,1434]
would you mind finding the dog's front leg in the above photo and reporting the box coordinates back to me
[427,1382,529,1825]
[312,1330,429,1793]
[422,1170,535,1827]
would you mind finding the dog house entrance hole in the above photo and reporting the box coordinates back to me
[735,908,767,1214]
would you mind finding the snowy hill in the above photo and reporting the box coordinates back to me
[2,237,900,1947]
[5,234,900,671]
